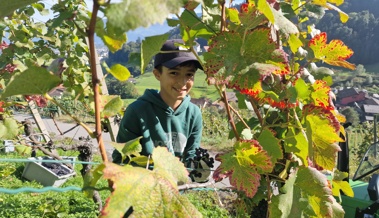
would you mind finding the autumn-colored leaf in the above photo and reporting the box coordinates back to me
[213,152,262,198]
[213,140,272,197]
[100,147,200,218]
[306,114,343,170]
[309,32,355,70]
[311,80,332,109]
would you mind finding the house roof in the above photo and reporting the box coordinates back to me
[337,88,360,99]
[362,104,379,114]
[364,97,379,105]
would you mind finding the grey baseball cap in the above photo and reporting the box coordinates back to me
[154,39,203,70]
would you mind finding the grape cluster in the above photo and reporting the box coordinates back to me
[188,148,214,180]
[42,163,69,176]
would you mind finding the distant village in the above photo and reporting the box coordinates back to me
[334,87,379,122]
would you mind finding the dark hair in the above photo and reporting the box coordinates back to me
[155,60,199,73]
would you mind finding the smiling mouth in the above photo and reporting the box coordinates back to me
[174,87,187,93]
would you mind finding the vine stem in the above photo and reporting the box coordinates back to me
[45,94,95,137]
[228,105,250,130]
[222,90,240,140]
[88,0,108,163]
[248,96,264,126]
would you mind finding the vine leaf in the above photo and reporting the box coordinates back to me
[306,114,343,170]
[103,63,131,82]
[100,147,199,218]
[0,66,62,99]
[309,32,355,70]
[311,80,331,109]
[270,167,345,218]
[90,95,123,118]
[285,127,309,167]
[257,128,283,163]
[213,140,272,197]
[96,20,127,53]
[141,34,170,74]
[110,137,142,163]
[0,0,39,18]
[101,96,123,118]
[331,170,354,197]
[105,0,184,33]
[296,167,345,217]
[0,118,19,140]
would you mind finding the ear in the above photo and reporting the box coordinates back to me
[153,69,161,81]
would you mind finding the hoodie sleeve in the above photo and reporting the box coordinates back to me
[182,107,203,166]
[112,105,141,164]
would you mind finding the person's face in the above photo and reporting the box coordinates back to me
[153,64,196,110]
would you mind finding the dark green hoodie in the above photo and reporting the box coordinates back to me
[112,89,202,165]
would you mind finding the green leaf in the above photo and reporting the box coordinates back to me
[0,118,19,140]
[257,128,283,163]
[141,34,170,74]
[285,127,309,166]
[110,137,142,163]
[0,67,61,99]
[0,0,39,19]
[294,78,311,103]
[99,21,127,53]
[269,168,301,218]
[103,63,131,82]
[100,147,200,218]
[271,7,299,36]
[83,164,106,198]
[101,96,124,118]
[14,144,32,155]
[105,0,184,33]
[288,34,303,53]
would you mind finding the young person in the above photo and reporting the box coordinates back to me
[112,39,203,167]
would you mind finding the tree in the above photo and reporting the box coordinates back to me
[106,78,139,99]
[341,107,361,126]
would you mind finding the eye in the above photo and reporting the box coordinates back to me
[169,71,178,75]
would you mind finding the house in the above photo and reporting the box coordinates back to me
[211,92,238,110]
[361,104,379,121]
[190,97,211,108]
[336,88,368,106]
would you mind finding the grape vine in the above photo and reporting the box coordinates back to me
[0,0,357,217]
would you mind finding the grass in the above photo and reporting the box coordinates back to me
[0,147,233,217]
[0,151,109,218]
[134,70,222,101]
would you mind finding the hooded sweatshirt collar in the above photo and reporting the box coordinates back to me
[139,89,190,115]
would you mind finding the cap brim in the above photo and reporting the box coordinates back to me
[162,57,203,70]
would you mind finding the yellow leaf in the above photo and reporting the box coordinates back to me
[332,180,354,197]
[257,0,274,24]
[288,34,303,53]
[309,32,355,70]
